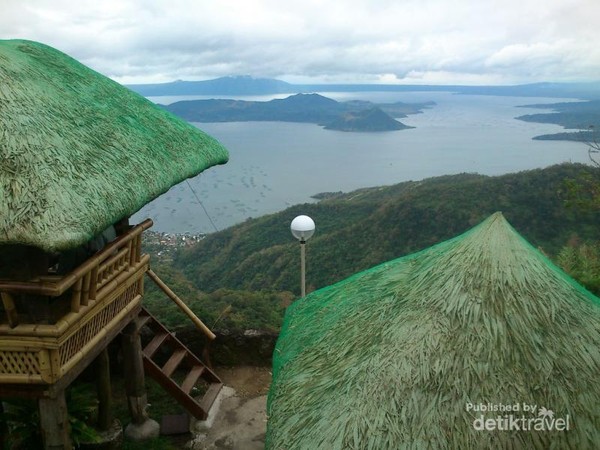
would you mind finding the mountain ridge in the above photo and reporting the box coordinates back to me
[127,76,600,99]
[128,75,293,96]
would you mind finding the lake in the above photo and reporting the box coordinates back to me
[132,91,589,233]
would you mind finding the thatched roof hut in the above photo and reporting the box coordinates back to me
[267,212,600,449]
[0,39,228,252]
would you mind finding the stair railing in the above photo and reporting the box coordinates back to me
[146,269,216,340]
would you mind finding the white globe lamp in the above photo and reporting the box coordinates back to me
[290,215,315,243]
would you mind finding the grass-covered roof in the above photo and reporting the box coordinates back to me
[267,212,600,449]
[0,39,228,252]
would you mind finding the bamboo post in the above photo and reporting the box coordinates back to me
[139,269,144,296]
[49,349,61,384]
[121,318,159,440]
[95,347,113,431]
[1,292,19,328]
[38,350,53,384]
[70,278,82,313]
[129,237,136,267]
[89,266,98,301]
[131,236,137,265]
[146,269,216,340]
[134,235,141,263]
[127,240,134,269]
[81,271,91,306]
[38,390,71,450]
[0,401,7,448]
[121,320,149,425]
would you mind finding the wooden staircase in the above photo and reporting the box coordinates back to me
[138,307,223,420]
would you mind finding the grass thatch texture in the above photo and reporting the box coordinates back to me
[0,40,228,252]
[267,212,600,449]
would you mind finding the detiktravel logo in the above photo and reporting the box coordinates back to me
[466,402,571,431]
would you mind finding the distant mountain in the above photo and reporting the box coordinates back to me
[447,82,600,99]
[127,76,600,100]
[162,93,427,132]
[128,75,294,96]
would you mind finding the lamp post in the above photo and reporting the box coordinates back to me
[290,215,315,297]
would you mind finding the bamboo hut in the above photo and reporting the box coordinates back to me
[0,39,229,449]
[267,212,600,449]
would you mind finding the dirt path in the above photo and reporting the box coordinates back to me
[217,366,272,398]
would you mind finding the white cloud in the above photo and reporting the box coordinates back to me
[1,0,599,84]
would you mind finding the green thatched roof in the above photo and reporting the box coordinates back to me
[0,40,228,252]
[267,213,600,449]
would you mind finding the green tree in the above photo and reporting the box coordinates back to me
[563,127,600,210]
[557,238,600,295]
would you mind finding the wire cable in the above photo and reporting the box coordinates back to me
[186,179,219,233]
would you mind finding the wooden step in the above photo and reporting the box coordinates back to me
[136,314,152,330]
[143,356,205,419]
[143,332,169,358]
[162,349,186,378]
[181,365,205,394]
[199,382,224,414]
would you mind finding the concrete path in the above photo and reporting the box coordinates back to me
[188,388,267,449]
[187,367,271,449]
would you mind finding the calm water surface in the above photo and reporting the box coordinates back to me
[132,92,588,233]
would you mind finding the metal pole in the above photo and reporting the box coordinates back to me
[300,240,306,297]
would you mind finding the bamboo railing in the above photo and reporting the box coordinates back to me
[146,269,216,340]
[0,220,153,385]
[0,219,153,299]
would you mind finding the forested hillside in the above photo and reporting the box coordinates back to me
[173,163,600,296]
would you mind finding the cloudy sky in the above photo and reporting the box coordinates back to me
[1,0,599,85]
